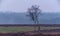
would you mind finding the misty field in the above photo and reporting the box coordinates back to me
[0,26,59,32]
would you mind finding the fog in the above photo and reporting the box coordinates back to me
[0,0,60,12]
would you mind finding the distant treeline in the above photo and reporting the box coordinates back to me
[0,24,60,27]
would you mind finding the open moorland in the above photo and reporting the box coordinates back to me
[0,24,59,36]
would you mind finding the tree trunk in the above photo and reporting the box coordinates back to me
[34,20,36,32]
[37,18,40,32]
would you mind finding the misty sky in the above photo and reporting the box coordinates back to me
[0,0,60,13]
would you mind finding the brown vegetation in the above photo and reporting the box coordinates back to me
[0,31,59,36]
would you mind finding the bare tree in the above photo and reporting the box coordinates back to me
[27,5,41,32]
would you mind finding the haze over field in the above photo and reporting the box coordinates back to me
[0,12,59,24]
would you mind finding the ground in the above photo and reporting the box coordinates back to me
[0,26,59,32]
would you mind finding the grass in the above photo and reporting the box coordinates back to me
[40,26,60,30]
[0,26,35,32]
[0,26,59,32]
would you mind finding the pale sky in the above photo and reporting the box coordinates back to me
[0,0,60,13]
